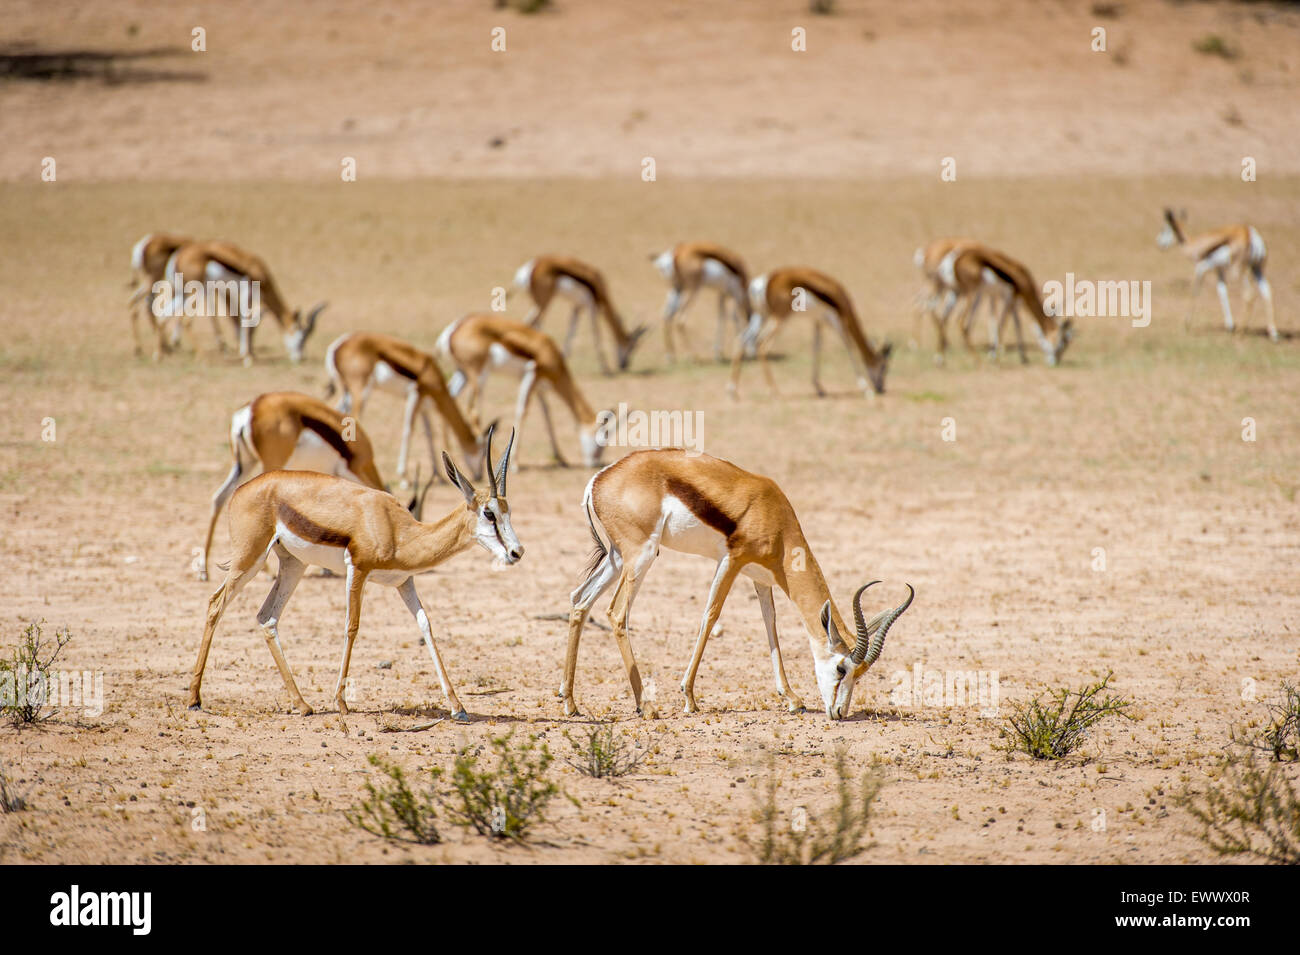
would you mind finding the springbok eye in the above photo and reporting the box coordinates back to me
[484,509,496,523]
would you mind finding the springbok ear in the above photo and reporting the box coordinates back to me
[820,599,839,650]
[442,451,475,507]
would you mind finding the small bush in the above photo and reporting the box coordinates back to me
[1232,682,1300,763]
[563,724,647,779]
[0,620,73,727]
[1002,671,1133,760]
[743,748,882,865]
[0,760,30,813]
[1193,34,1237,60]
[346,756,441,844]
[433,731,569,842]
[1179,751,1299,865]
[810,0,836,14]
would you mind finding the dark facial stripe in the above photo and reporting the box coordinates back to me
[299,414,354,465]
[277,502,350,547]
[665,477,737,538]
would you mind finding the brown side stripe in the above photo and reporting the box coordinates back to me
[277,502,350,547]
[665,477,737,538]
[300,414,354,465]
[383,356,420,381]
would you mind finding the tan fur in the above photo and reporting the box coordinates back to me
[325,330,486,480]
[199,391,388,582]
[1160,211,1277,341]
[656,241,750,362]
[517,254,646,373]
[729,266,891,398]
[562,449,907,720]
[440,313,602,469]
[128,232,193,359]
[188,437,519,718]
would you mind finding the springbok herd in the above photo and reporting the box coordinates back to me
[129,209,1278,723]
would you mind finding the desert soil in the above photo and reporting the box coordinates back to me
[0,0,1297,864]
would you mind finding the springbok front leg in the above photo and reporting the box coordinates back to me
[332,559,369,714]
[508,361,540,473]
[256,545,313,714]
[754,581,804,713]
[562,544,622,716]
[1252,265,1278,342]
[680,554,743,713]
[1214,266,1235,332]
[397,577,468,721]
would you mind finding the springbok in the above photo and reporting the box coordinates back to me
[1158,209,1277,342]
[187,427,520,720]
[729,267,892,398]
[198,391,408,582]
[437,313,606,471]
[165,240,324,364]
[129,232,192,359]
[511,255,646,374]
[324,331,490,486]
[561,448,914,720]
[651,241,751,363]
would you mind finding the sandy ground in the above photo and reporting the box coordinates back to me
[0,1,1298,864]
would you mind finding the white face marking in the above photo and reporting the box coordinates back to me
[473,498,524,566]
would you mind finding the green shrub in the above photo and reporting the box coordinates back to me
[434,731,570,842]
[1002,671,1133,760]
[563,724,647,779]
[0,620,72,727]
[346,756,441,844]
[1179,751,1299,865]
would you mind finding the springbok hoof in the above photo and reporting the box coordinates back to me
[187,701,201,711]
[451,709,470,723]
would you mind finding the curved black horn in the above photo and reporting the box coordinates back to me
[851,582,914,667]
[303,302,326,339]
[482,422,498,496]
[495,427,516,498]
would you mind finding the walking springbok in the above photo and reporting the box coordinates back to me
[187,427,520,720]
[561,449,914,720]
[1158,209,1277,342]
[437,313,606,471]
[940,243,1074,365]
[324,331,490,486]
[129,232,192,359]
[729,267,892,398]
[651,241,751,363]
[165,240,325,364]
[511,255,646,374]
[198,391,410,582]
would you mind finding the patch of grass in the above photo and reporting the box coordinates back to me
[742,748,883,865]
[1178,750,1299,864]
[433,731,571,842]
[904,389,948,403]
[0,760,30,813]
[1232,681,1300,763]
[1193,34,1237,60]
[1001,671,1133,760]
[0,620,73,727]
[563,724,647,779]
[345,755,441,844]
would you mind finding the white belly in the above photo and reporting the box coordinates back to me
[283,429,360,482]
[371,360,415,398]
[660,495,728,561]
[487,342,529,373]
[275,522,411,586]
[556,275,595,308]
[701,257,738,294]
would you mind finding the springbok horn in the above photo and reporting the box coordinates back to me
[495,428,516,499]
[302,302,327,338]
[851,582,914,667]
[482,422,498,496]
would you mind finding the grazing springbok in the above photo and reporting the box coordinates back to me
[562,449,914,720]
[324,331,490,486]
[940,243,1074,365]
[198,391,407,582]
[729,267,892,398]
[165,240,324,364]
[913,237,984,361]
[1158,209,1277,342]
[129,232,192,359]
[651,241,751,363]
[511,255,646,374]
[437,313,606,471]
[187,427,520,720]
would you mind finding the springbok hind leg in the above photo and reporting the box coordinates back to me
[256,545,312,714]
[187,536,274,709]
[562,546,621,717]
